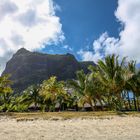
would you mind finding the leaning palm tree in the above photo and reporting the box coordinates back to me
[93,54,132,110]
[68,70,97,111]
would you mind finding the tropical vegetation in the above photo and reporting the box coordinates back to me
[0,54,140,112]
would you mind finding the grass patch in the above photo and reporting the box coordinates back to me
[0,111,140,121]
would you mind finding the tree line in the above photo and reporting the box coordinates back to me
[0,54,140,112]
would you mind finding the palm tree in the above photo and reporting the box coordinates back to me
[126,61,140,111]
[9,93,30,112]
[94,54,131,110]
[39,76,67,112]
[68,70,98,111]
[0,74,13,112]
[88,66,108,110]
[23,85,40,110]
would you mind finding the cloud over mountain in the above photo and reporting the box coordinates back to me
[0,0,64,73]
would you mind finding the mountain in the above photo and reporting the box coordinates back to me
[2,48,95,92]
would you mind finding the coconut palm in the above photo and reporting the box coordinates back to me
[126,61,140,110]
[8,93,30,112]
[94,54,131,110]
[88,66,108,110]
[39,76,67,112]
[68,70,99,111]
[0,74,13,112]
[23,84,40,110]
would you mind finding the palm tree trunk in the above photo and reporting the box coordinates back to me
[3,94,7,112]
[34,96,37,110]
[107,95,112,111]
[89,100,95,111]
[93,99,97,111]
[136,96,140,111]
[99,99,104,111]
[90,104,95,111]
[75,102,78,111]
[35,102,37,110]
[122,91,127,110]
[133,93,138,111]
[117,92,123,111]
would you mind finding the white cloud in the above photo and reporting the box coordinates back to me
[78,50,102,63]
[80,0,140,63]
[63,45,73,51]
[0,0,64,73]
[79,32,119,62]
[116,0,140,61]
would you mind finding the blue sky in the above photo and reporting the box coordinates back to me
[43,0,120,60]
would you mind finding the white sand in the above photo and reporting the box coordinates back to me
[0,116,140,140]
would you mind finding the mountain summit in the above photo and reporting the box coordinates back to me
[2,48,95,92]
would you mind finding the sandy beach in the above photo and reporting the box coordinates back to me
[0,115,140,140]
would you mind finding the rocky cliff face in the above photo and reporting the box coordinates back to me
[2,48,95,92]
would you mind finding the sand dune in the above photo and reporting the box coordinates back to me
[0,116,140,140]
